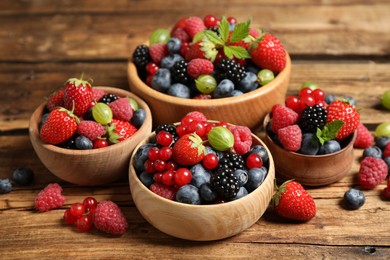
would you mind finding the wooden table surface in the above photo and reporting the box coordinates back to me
[1,1,390,259]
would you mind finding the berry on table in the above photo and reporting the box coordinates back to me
[12,167,34,186]
[354,123,374,149]
[343,188,365,210]
[35,183,66,212]
[0,179,12,194]
[63,209,78,225]
[358,157,388,189]
[93,200,128,235]
[75,215,93,232]
[70,203,86,218]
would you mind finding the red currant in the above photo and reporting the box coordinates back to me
[299,95,316,110]
[165,160,178,171]
[144,159,156,174]
[83,197,97,213]
[285,95,300,112]
[246,153,263,169]
[153,172,164,183]
[202,153,218,170]
[154,159,166,172]
[176,124,187,137]
[162,170,175,186]
[147,147,160,161]
[312,88,325,102]
[146,74,153,86]
[75,215,93,232]
[145,62,159,75]
[70,203,85,218]
[188,121,206,136]
[181,115,195,127]
[174,168,192,187]
[299,87,313,98]
[159,147,172,161]
[203,14,219,28]
[93,139,108,149]
[156,131,173,146]
[317,100,327,108]
[63,209,78,225]
[227,16,237,24]
[216,121,230,129]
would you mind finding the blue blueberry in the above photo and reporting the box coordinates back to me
[160,54,183,69]
[190,164,211,188]
[199,183,217,203]
[238,71,258,93]
[0,179,12,194]
[205,146,217,155]
[344,188,365,210]
[343,96,356,106]
[139,171,154,188]
[232,187,248,200]
[231,90,244,96]
[247,145,269,164]
[75,135,93,150]
[39,113,50,129]
[167,83,191,98]
[213,79,234,98]
[245,167,267,192]
[166,37,181,54]
[12,167,34,186]
[233,169,248,186]
[362,146,382,159]
[318,140,341,155]
[176,184,201,205]
[325,94,336,104]
[299,133,320,155]
[133,143,155,173]
[375,136,390,150]
[151,68,171,92]
[130,108,146,128]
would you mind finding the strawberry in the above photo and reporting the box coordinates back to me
[187,58,214,78]
[272,180,316,221]
[77,120,106,141]
[185,40,217,62]
[172,133,206,166]
[108,119,137,143]
[249,33,287,73]
[326,100,360,140]
[63,76,93,116]
[46,89,65,111]
[93,200,128,235]
[40,107,79,145]
[184,16,205,39]
[354,123,374,148]
[109,97,134,121]
[271,104,299,133]
[278,124,302,152]
[149,43,169,64]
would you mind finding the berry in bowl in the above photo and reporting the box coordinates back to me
[263,86,359,186]
[128,15,291,130]
[129,111,275,241]
[29,76,152,186]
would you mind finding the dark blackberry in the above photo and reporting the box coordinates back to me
[216,59,246,85]
[155,124,179,143]
[132,45,151,69]
[298,104,328,133]
[171,60,192,84]
[207,27,219,35]
[60,135,77,149]
[210,167,240,200]
[99,93,118,105]
[216,153,245,171]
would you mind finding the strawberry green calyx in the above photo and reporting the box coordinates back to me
[106,124,121,144]
[65,74,93,88]
[58,106,80,124]
[316,120,344,145]
[189,133,206,156]
[271,179,292,207]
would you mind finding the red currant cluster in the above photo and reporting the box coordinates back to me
[63,196,97,232]
[285,87,326,114]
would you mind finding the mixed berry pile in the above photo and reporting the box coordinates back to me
[132,15,287,99]
[133,111,270,204]
[39,76,146,149]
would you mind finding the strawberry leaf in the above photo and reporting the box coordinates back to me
[189,133,206,156]
[224,45,251,59]
[204,30,224,46]
[192,31,206,43]
[218,17,230,42]
[316,120,344,145]
[199,39,218,62]
[229,18,251,43]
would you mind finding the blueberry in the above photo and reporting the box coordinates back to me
[75,135,93,150]
[245,167,267,192]
[247,145,269,164]
[139,171,154,188]
[190,164,211,188]
[231,90,244,96]
[166,37,181,54]
[375,136,390,150]
[318,140,341,155]
[233,169,248,186]
[130,108,146,128]
[12,167,34,186]
[205,146,217,155]
[176,184,201,205]
[160,54,183,69]
[151,68,171,92]
[299,133,320,155]
[213,79,234,98]
[39,113,50,129]
[362,146,382,159]
[199,183,217,203]
[232,187,248,200]
[133,143,155,173]
[167,83,191,98]
[238,71,258,93]
[344,188,365,209]
[343,96,356,106]
[325,94,336,104]
[0,179,12,194]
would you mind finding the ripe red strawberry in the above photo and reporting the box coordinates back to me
[278,124,302,152]
[107,119,137,143]
[63,77,93,116]
[172,133,206,166]
[231,125,252,155]
[46,89,65,111]
[271,104,299,133]
[353,123,374,148]
[185,41,207,61]
[326,100,360,140]
[272,180,316,221]
[109,97,134,121]
[187,58,214,78]
[150,182,176,200]
[250,33,287,73]
[35,183,66,212]
[93,200,128,235]
[358,157,388,189]
[149,43,169,64]
[184,16,205,39]
[77,120,106,141]
[40,107,79,145]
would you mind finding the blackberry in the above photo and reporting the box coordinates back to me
[99,93,118,105]
[171,60,192,84]
[155,124,179,143]
[207,27,219,35]
[132,45,151,69]
[216,152,245,171]
[298,104,328,133]
[216,59,246,85]
[210,167,240,200]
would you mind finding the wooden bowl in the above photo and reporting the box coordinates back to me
[129,128,275,241]
[29,87,153,186]
[127,53,291,130]
[262,114,356,187]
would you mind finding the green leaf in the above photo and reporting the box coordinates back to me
[200,39,218,62]
[218,17,230,42]
[203,30,224,46]
[223,46,233,59]
[229,18,251,43]
[192,31,206,43]
[316,120,344,145]
[225,45,251,59]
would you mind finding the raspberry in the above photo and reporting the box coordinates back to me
[383,143,390,158]
[278,124,302,152]
[77,120,106,141]
[354,123,374,149]
[93,201,128,235]
[149,43,169,64]
[171,27,190,43]
[187,58,214,78]
[109,97,134,121]
[184,16,205,39]
[358,157,388,189]
[184,111,207,122]
[231,125,252,155]
[34,183,66,212]
[271,105,299,133]
[92,88,106,102]
[150,183,176,200]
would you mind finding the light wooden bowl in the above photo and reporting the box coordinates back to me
[127,53,291,130]
[29,86,153,186]
[129,128,275,241]
[262,114,356,187]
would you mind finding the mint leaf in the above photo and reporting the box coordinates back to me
[204,30,224,46]
[218,17,230,42]
[316,120,344,145]
[229,19,251,43]
[225,46,251,59]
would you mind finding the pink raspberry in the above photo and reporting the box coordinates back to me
[353,123,374,149]
[231,125,252,155]
[93,201,128,235]
[92,88,105,102]
[271,105,299,133]
[150,183,176,200]
[171,27,190,43]
[358,157,388,189]
[278,124,302,152]
[184,16,205,39]
[77,120,106,141]
[187,58,214,78]
[109,97,134,121]
[149,43,169,64]
[185,111,207,122]
[34,183,66,212]
[383,142,390,158]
